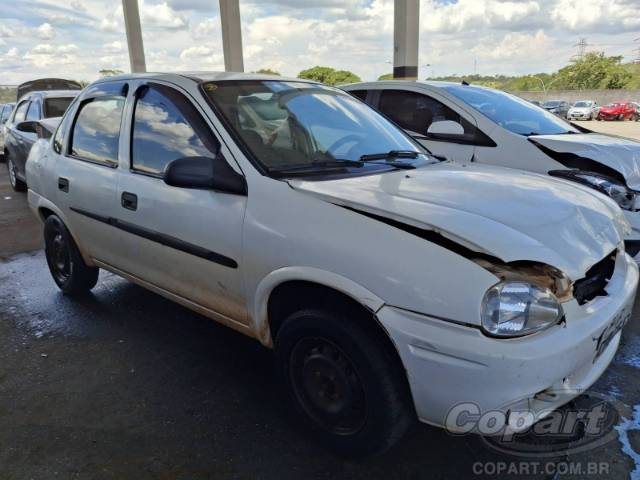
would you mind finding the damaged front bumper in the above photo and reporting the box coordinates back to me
[377,251,638,432]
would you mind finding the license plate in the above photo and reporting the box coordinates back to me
[594,305,632,361]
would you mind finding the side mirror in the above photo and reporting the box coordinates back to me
[163,155,247,195]
[16,120,38,134]
[427,120,465,138]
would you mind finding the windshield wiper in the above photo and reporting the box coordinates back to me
[360,150,419,161]
[358,150,418,169]
[268,159,364,175]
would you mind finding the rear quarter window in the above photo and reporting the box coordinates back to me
[44,97,75,118]
[70,96,125,166]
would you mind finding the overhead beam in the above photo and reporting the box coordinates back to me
[122,0,147,73]
[393,0,419,80]
[219,0,244,72]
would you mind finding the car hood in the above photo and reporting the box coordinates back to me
[569,107,591,113]
[529,133,640,190]
[288,163,626,280]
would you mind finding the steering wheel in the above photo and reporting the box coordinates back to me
[326,134,364,156]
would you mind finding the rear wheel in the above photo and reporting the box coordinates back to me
[6,154,26,192]
[44,215,99,295]
[274,309,414,457]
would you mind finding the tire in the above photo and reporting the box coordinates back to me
[44,215,99,295]
[6,154,26,192]
[274,308,414,457]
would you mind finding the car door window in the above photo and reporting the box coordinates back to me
[348,90,369,102]
[13,101,29,123]
[25,101,41,121]
[131,84,220,175]
[378,90,481,143]
[70,95,125,166]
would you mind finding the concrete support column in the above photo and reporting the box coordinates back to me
[393,0,419,80]
[219,0,244,72]
[122,0,147,73]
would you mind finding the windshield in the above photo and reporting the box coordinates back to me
[203,80,429,176]
[604,103,622,108]
[442,85,578,136]
[573,101,592,108]
[44,97,75,118]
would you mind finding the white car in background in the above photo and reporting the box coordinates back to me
[568,100,599,121]
[25,73,637,456]
[343,81,640,256]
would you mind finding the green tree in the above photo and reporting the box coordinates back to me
[297,66,361,85]
[255,68,281,76]
[99,69,124,77]
[298,66,337,83]
[554,52,631,90]
[378,73,393,80]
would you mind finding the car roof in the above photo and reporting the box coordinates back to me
[90,71,318,86]
[18,90,81,102]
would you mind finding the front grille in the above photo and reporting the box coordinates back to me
[573,250,616,305]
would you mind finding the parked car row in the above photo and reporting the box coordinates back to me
[16,72,638,456]
[527,97,639,121]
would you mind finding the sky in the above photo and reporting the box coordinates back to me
[0,0,638,84]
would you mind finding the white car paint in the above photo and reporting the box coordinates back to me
[26,73,638,440]
[342,81,640,245]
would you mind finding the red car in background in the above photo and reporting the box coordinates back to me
[597,101,637,121]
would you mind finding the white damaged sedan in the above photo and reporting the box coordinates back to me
[26,73,638,455]
[343,81,640,256]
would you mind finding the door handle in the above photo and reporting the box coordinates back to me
[121,192,138,211]
[58,177,69,192]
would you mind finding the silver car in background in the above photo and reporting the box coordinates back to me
[568,100,599,121]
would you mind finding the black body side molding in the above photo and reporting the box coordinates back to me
[69,207,238,269]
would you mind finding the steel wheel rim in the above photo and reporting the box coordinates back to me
[7,158,16,188]
[289,337,367,435]
[48,230,71,284]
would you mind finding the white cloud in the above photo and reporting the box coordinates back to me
[143,1,189,29]
[36,23,56,40]
[551,0,640,33]
[24,44,80,68]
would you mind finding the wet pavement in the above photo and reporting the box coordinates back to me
[1,167,640,479]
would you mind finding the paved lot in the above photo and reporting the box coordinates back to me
[1,123,640,479]
[581,118,640,141]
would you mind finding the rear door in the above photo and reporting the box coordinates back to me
[115,81,248,325]
[5,99,29,172]
[54,81,128,267]
[15,98,42,174]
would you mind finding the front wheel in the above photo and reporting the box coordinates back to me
[274,309,414,456]
[44,215,99,295]
[6,155,26,192]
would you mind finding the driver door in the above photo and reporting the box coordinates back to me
[373,89,477,164]
[115,81,248,325]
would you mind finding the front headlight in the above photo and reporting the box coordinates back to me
[481,281,563,337]
[550,170,637,211]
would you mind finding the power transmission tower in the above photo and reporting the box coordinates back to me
[571,38,591,61]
